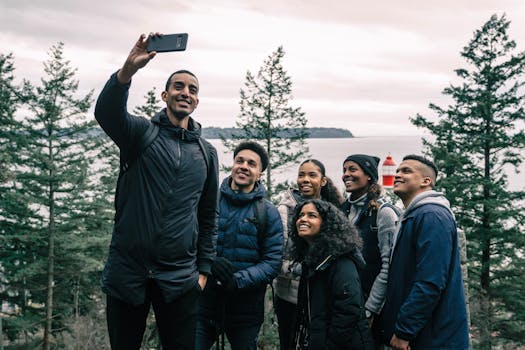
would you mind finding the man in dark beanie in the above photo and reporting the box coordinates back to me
[341,154,400,349]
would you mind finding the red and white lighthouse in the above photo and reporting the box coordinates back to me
[381,155,397,188]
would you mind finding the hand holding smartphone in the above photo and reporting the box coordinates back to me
[147,33,188,53]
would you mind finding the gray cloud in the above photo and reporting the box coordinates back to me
[1,0,524,135]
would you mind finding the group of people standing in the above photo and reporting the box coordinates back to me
[95,33,470,350]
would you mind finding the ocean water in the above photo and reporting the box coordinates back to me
[208,136,525,191]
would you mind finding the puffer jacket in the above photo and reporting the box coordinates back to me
[273,188,303,303]
[198,176,284,327]
[95,72,219,305]
[292,211,374,350]
[378,191,469,349]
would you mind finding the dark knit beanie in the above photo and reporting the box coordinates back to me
[343,154,380,183]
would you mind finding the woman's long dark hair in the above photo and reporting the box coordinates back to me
[299,159,344,206]
[290,199,362,267]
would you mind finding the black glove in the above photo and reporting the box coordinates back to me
[211,257,237,291]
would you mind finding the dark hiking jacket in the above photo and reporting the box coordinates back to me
[294,252,374,350]
[377,191,469,349]
[341,197,398,316]
[290,204,374,350]
[95,72,219,305]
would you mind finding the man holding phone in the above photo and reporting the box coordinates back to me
[95,33,219,349]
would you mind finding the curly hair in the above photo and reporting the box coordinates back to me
[289,199,362,267]
[299,159,343,206]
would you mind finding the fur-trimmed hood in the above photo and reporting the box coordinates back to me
[303,229,365,273]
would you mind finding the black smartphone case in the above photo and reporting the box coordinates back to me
[147,33,188,53]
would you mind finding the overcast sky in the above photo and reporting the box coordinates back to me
[2,0,525,136]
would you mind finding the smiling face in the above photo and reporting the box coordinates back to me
[393,159,433,206]
[297,161,327,199]
[342,160,371,199]
[162,72,199,121]
[230,149,262,193]
[296,203,323,245]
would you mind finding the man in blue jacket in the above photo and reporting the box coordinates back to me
[95,33,219,349]
[196,141,284,350]
[378,155,469,350]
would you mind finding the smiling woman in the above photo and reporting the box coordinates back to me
[295,202,322,244]
[288,199,374,349]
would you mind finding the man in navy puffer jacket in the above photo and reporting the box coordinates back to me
[378,155,469,350]
[196,141,284,350]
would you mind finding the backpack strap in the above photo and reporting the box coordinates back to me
[370,199,402,232]
[253,197,269,255]
[197,137,210,174]
[121,122,211,175]
[121,122,159,172]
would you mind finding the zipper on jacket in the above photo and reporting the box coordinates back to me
[175,138,181,169]
[315,255,333,271]
[307,279,311,322]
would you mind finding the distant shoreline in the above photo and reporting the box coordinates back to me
[202,126,354,139]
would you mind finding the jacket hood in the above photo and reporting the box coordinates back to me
[301,207,363,269]
[279,188,303,210]
[391,190,455,254]
[220,176,266,206]
[151,108,202,142]
[403,190,454,219]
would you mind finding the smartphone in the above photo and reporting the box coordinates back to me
[147,33,188,53]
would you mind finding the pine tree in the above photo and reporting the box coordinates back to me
[0,53,17,183]
[411,14,525,349]
[133,87,162,118]
[0,43,111,348]
[0,53,44,344]
[223,46,309,199]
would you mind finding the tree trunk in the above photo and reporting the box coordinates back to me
[42,142,56,350]
[478,126,492,350]
[74,278,79,320]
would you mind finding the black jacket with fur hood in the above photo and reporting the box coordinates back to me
[290,200,374,350]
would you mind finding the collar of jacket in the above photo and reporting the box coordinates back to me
[151,108,202,142]
[220,176,266,205]
[304,249,366,278]
[401,190,453,222]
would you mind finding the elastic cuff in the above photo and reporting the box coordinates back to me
[198,261,212,275]
[111,71,132,89]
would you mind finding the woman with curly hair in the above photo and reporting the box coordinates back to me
[290,199,374,350]
[273,159,343,350]
[341,154,400,348]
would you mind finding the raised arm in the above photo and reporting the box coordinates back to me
[117,33,157,84]
[94,33,158,148]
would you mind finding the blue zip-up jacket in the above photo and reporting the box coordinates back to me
[198,176,284,327]
[378,191,469,349]
[95,73,219,305]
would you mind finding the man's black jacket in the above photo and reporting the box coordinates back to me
[95,73,219,305]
